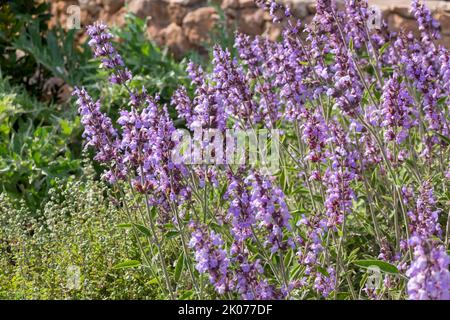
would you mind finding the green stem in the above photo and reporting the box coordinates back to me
[138,166,175,300]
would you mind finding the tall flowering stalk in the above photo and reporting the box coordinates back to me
[380,74,417,145]
[75,22,189,300]
[403,181,449,299]
[87,22,132,85]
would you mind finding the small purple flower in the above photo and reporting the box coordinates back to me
[344,0,369,49]
[300,109,328,163]
[225,170,255,243]
[226,169,292,253]
[246,171,293,253]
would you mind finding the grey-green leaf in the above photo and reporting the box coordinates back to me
[134,223,152,237]
[113,260,141,269]
[353,259,398,274]
[174,254,184,283]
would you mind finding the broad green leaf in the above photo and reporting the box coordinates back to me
[151,206,157,219]
[116,223,132,229]
[317,266,330,277]
[165,230,179,239]
[283,250,293,268]
[290,264,302,280]
[134,223,152,238]
[179,290,194,300]
[174,254,184,283]
[113,260,141,269]
[378,42,390,56]
[353,259,398,274]
[146,278,159,286]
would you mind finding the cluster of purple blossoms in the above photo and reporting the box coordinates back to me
[116,94,191,218]
[408,181,442,239]
[255,0,291,23]
[172,61,226,187]
[313,267,336,298]
[189,223,232,294]
[230,243,281,299]
[343,0,369,49]
[225,170,257,243]
[378,239,400,263]
[87,22,131,85]
[313,0,336,33]
[392,12,448,157]
[296,214,327,274]
[380,74,417,144]
[405,181,448,299]
[360,133,382,168]
[174,62,227,131]
[438,48,450,93]
[237,17,299,118]
[73,87,126,183]
[189,221,283,299]
[117,94,155,169]
[406,237,450,300]
[234,33,262,79]
[212,46,262,128]
[328,36,364,117]
[78,22,191,215]
[411,0,441,42]
[73,87,119,163]
[144,106,191,213]
[222,169,293,299]
[246,171,293,253]
[296,213,337,298]
[225,169,293,252]
[323,121,357,228]
[76,0,450,300]
[299,109,328,164]
[281,25,314,121]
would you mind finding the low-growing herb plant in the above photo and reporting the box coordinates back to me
[0,162,160,299]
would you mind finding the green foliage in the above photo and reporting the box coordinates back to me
[207,1,237,58]
[0,0,96,98]
[0,166,159,299]
[0,10,194,212]
[0,0,51,94]
[111,13,190,104]
[12,22,95,87]
[0,75,81,211]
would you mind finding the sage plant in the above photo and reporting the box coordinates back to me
[75,0,449,300]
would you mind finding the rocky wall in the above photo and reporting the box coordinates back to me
[50,0,450,57]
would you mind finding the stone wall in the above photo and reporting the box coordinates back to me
[50,0,450,57]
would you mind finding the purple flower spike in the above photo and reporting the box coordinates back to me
[87,22,132,85]
[406,237,450,300]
